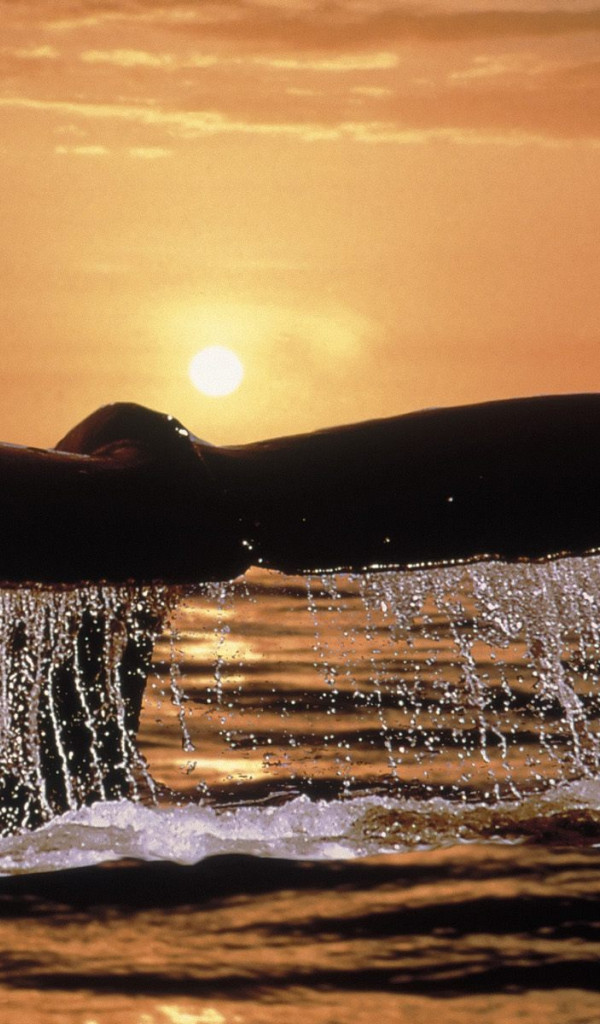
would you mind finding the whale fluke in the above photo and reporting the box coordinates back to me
[0,403,245,585]
[1,393,600,831]
[0,394,599,584]
[214,392,600,575]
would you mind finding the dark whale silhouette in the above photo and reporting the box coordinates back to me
[1,392,599,585]
[2,393,599,830]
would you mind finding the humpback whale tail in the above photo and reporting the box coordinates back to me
[1,393,599,831]
[1,392,599,586]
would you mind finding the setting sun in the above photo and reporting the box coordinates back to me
[189,346,244,398]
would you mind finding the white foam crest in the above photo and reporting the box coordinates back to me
[1,776,599,876]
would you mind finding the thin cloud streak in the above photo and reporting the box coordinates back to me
[39,2,600,50]
[54,143,108,155]
[2,92,597,146]
[127,145,172,158]
[5,45,60,60]
[54,142,172,158]
[80,49,220,69]
[77,47,399,72]
[252,52,400,71]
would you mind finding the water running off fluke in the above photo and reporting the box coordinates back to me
[2,555,600,842]
[0,584,179,834]
[168,557,600,807]
[1,395,600,841]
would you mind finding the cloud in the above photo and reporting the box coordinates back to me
[2,3,599,148]
[253,52,399,72]
[370,81,600,142]
[360,9,600,45]
[350,86,394,98]
[53,139,172,158]
[80,49,219,69]
[7,45,60,60]
[35,3,600,52]
[4,91,597,148]
[78,44,398,75]
[54,143,109,155]
[450,55,527,81]
[127,145,172,158]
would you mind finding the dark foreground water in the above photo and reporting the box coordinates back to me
[1,844,599,1024]
[0,563,599,1022]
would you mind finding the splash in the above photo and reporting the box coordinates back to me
[347,556,600,798]
[156,556,600,812]
[0,583,180,834]
[1,556,600,861]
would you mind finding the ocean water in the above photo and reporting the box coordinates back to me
[0,562,599,1022]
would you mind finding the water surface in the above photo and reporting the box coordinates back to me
[0,560,599,1022]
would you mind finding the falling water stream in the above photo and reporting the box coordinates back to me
[1,556,600,873]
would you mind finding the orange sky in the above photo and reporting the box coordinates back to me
[1,0,599,447]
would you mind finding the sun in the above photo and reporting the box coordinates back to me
[188,345,244,397]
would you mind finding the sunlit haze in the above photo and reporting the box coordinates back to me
[0,1,598,447]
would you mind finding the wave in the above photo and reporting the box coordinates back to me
[1,777,599,877]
